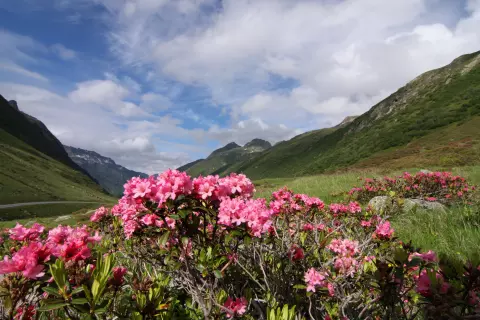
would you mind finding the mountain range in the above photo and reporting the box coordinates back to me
[179,50,480,179]
[64,146,147,196]
[1,50,479,204]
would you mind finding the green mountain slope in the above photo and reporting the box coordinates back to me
[235,51,480,179]
[0,129,115,204]
[64,145,148,196]
[182,139,272,177]
[0,96,115,204]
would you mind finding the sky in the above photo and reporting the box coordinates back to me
[1,0,479,174]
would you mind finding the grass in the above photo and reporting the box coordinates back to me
[392,205,480,264]
[0,203,111,229]
[253,165,480,261]
[0,129,116,204]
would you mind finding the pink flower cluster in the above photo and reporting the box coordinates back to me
[223,297,247,318]
[90,206,109,222]
[0,241,50,279]
[270,188,324,215]
[218,198,273,237]
[327,239,360,276]
[9,223,44,241]
[374,221,394,240]
[327,239,359,257]
[111,266,128,286]
[304,268,334,295]
[349,171,475,204]
[410,250,437,262]
[194,173,255,200]
[47,225,101,262]
[415,269,449,297]
[328,202,362,215]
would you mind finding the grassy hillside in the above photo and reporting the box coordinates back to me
[235,51,480,179]
[0,129,115,204]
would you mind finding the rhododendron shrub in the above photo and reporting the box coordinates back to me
[349,171,475,204]
[0,169,479,319]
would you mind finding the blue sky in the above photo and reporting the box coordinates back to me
[0,0,479,174]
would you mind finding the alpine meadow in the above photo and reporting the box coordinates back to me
[1,1,480,319]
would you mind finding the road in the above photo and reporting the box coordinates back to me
[0,201,104,209]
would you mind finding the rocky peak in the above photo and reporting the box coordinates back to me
[244,138,272,150]
[8,100,19,111]
[336,116,358,128]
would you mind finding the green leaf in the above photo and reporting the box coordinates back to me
[158,231,171,247]
[71,298,88,305]
[293,284,306,290]
[38,302,70,312]
[71,286,84,295]
[42,286,61,297]
[213,270,223,279]
[169,214,180,220]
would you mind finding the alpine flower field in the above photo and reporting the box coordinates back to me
[0,170,479,319]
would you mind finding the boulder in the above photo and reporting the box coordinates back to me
[403,198,446,213]
[419,169,432,174]
[368,196,399,214]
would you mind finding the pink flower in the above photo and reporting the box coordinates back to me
[327,239,359,257]
[111,266,127,286]
[123,220,139,239]
[140,214,159,226]
[133,180,151,198]
[425,197,437,202]
[304,268,329,292]
[223,297,248,318]
[374,221,394,240]
[361,220,372,228]
[9,223,45,241]
[348,202,362,214]
[47,225,101,261]
[334,257,358,276]
[415,269,449,297]
[90,206,108,222]
[0,242,50,279]
[410,250,437,262]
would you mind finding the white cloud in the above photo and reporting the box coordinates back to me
[94,0,480,136]
[50,43,76,60]
[0,81,199,174]
[0,63,49,82]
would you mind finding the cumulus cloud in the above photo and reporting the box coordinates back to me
[94,0,480,133]
[0,81,195,174]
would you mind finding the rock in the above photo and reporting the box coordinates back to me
[8,100,19,111]
[55,215,72,222]
[368,196,399,214]
[403,199,446,213]
[419,169,432,174]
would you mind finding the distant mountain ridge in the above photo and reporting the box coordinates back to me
[179,138,272,177]
[64,146,148,196]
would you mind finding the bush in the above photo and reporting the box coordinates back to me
[348,171,476,204]
[0,170,479,319]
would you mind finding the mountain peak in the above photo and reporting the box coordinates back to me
[208,142,241,158]
[336,116,358,127]
[8,100,19,111]
[244,138,272,150]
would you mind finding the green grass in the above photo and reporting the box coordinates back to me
[0,203,111,229]
[391,205,480,264]
[253,165,480,261]
[0,129,116,204]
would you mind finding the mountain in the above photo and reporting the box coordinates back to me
[180,139,272,177]
[0,95,92,177]
[64,146,148,196]
[232,50,480,179]
[0,96,114,204]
